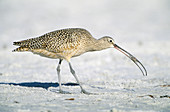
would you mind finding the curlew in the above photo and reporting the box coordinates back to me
[13,28,147,94]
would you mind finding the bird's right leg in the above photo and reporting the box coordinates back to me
[68,62,91,95]
[56,59,70,94]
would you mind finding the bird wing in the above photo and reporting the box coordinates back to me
[43,30,82,53]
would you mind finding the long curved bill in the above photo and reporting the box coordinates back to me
[114,44,147,76]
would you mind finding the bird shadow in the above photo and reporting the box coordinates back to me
[0,82,79,90]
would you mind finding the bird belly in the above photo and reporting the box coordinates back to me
[31,49,63,59]
[30,47,86,61]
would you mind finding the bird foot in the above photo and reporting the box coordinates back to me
[59,90,71,94]
[81,89,94,95]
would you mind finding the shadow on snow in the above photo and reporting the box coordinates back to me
[0,82,79,89]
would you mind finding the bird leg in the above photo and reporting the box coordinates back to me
[57,59,62,91]
[57,59,70,94]
[68,62,91,95]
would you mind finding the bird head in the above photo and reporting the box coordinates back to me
[101,36,147,76]
[99,36,115,48]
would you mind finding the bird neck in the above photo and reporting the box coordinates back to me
[88,38,107,51]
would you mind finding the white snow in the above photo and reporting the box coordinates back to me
[0,0,169,112]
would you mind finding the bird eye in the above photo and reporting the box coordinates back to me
[109,40,112,42]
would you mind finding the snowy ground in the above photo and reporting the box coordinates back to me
[0,0,170,112]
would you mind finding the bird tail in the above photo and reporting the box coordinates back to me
[13,40,30,52]
[13,41,25,46]
[12,47,29,52]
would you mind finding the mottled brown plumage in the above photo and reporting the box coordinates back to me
[13,28,113,61]
[13,28,147,94]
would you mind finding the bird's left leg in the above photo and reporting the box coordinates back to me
[68,62,91,95]
[56,59,70,94]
